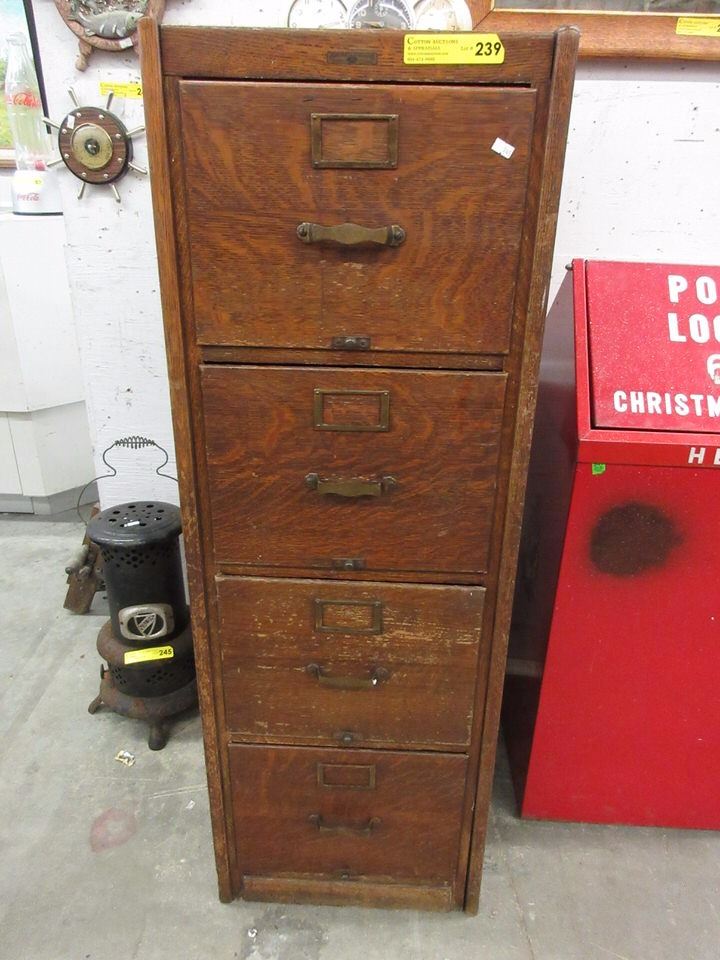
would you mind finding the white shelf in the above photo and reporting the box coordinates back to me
[0,213,92,510]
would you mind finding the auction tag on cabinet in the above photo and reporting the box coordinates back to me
[124,645,174,666]
[491,137,515,159]
[404,34,505,65]
[676,17,720,37]
[99,80,143,100]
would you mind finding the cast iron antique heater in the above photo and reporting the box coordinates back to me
[86,502,197,750]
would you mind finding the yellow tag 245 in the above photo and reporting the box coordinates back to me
[124,645,174,666]
[404,33,505,66]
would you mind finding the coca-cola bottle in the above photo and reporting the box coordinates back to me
[4,33,50,170]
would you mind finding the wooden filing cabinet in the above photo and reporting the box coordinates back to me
[139,21,578,912]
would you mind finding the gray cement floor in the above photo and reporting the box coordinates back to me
[1,517,718,960]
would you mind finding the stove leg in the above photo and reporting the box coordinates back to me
[148,721,169,751]
[88,694,103,715]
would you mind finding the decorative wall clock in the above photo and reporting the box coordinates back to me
[286,0,473,28]
[414,0,473,29]
[287,0,349,28]
[45,88,146,202]
[348,0,416,28]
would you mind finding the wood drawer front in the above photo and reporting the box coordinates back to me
[217,577,485,750]
[228,744,467,885]
[179,81,536,356]
[201,365,506,576]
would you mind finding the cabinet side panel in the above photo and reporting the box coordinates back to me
[464,27,579,914]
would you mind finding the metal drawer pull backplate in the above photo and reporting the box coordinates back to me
[297,221,406,247]
[306,663,391,690]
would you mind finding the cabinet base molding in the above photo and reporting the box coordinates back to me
[240,876,455,912]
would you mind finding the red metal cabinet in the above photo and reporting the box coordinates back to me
[504,260,720,829]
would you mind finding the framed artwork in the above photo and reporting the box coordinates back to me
[0,0,47,167]
[477,1,720,59]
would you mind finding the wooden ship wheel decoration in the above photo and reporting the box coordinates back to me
[54,0,166,72]
[44,88,146,203]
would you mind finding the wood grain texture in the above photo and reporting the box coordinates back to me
[463,26,580,915]
[228,744,468,888]
[482,10,720,61]
[200,365,507,575]
[217,576,485,750]
[138,17,233,903]
[179,81,536,356]
[160,26,556,84]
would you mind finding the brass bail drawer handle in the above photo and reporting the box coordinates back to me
[306,663,391,690]
[305,474,397,498]
[308,814,381,837]
[297,221,406,248]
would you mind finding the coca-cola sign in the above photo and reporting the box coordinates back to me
[5,91,41,109]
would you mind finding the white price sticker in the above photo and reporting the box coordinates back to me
[491,137,515,160]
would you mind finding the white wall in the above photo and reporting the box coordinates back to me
[0,214,84,411]
[553,58,720,288]
[30,1,720,506]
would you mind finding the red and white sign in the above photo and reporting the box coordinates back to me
[5,91,41,109]
[586,261,720,433]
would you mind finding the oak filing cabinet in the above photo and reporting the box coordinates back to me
[139,21,578,912]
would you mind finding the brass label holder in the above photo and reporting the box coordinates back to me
[313,389,390,432]
[317,762,377,790]
[311,112,398,169]
[314,598,384,635]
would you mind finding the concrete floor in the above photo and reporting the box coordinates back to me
[1,517,718,960]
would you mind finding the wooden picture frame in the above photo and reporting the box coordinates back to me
[475,1,720,60]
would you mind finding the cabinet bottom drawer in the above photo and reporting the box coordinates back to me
[229,744,467,887]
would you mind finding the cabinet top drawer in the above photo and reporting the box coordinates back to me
[179,81,536,357]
